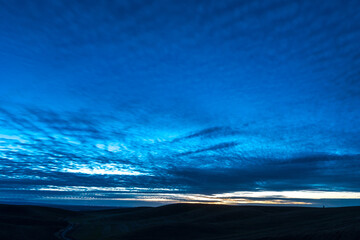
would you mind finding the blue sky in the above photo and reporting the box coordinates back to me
[0,0,360,207]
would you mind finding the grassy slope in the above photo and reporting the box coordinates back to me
[1,204,360,240]
[68,204,360,240]
[0,204,78,240]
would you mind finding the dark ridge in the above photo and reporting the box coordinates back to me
[1,204,360,240]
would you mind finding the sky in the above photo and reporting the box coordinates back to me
[0,0,360,207]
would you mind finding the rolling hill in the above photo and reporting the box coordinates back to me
[1,204,359,240]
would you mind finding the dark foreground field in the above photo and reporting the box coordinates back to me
[0,204,359,240]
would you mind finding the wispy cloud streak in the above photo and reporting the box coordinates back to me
[0,0,360,206]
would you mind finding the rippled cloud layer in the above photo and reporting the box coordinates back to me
[0,0,360,207]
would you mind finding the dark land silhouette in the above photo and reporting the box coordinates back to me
[0,203,359,240]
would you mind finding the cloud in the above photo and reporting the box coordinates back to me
[176,141,239,156]
[1,0,360,206]
[1,101,360,207]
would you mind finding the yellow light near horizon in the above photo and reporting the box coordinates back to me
[124,190,360,205]
[214,190,360,200]
[36,189,360,206]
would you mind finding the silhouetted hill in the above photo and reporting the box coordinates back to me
[0,204,76,240]
[0,204,359,240]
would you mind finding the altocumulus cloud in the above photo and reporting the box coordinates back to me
[0,0,360,206]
